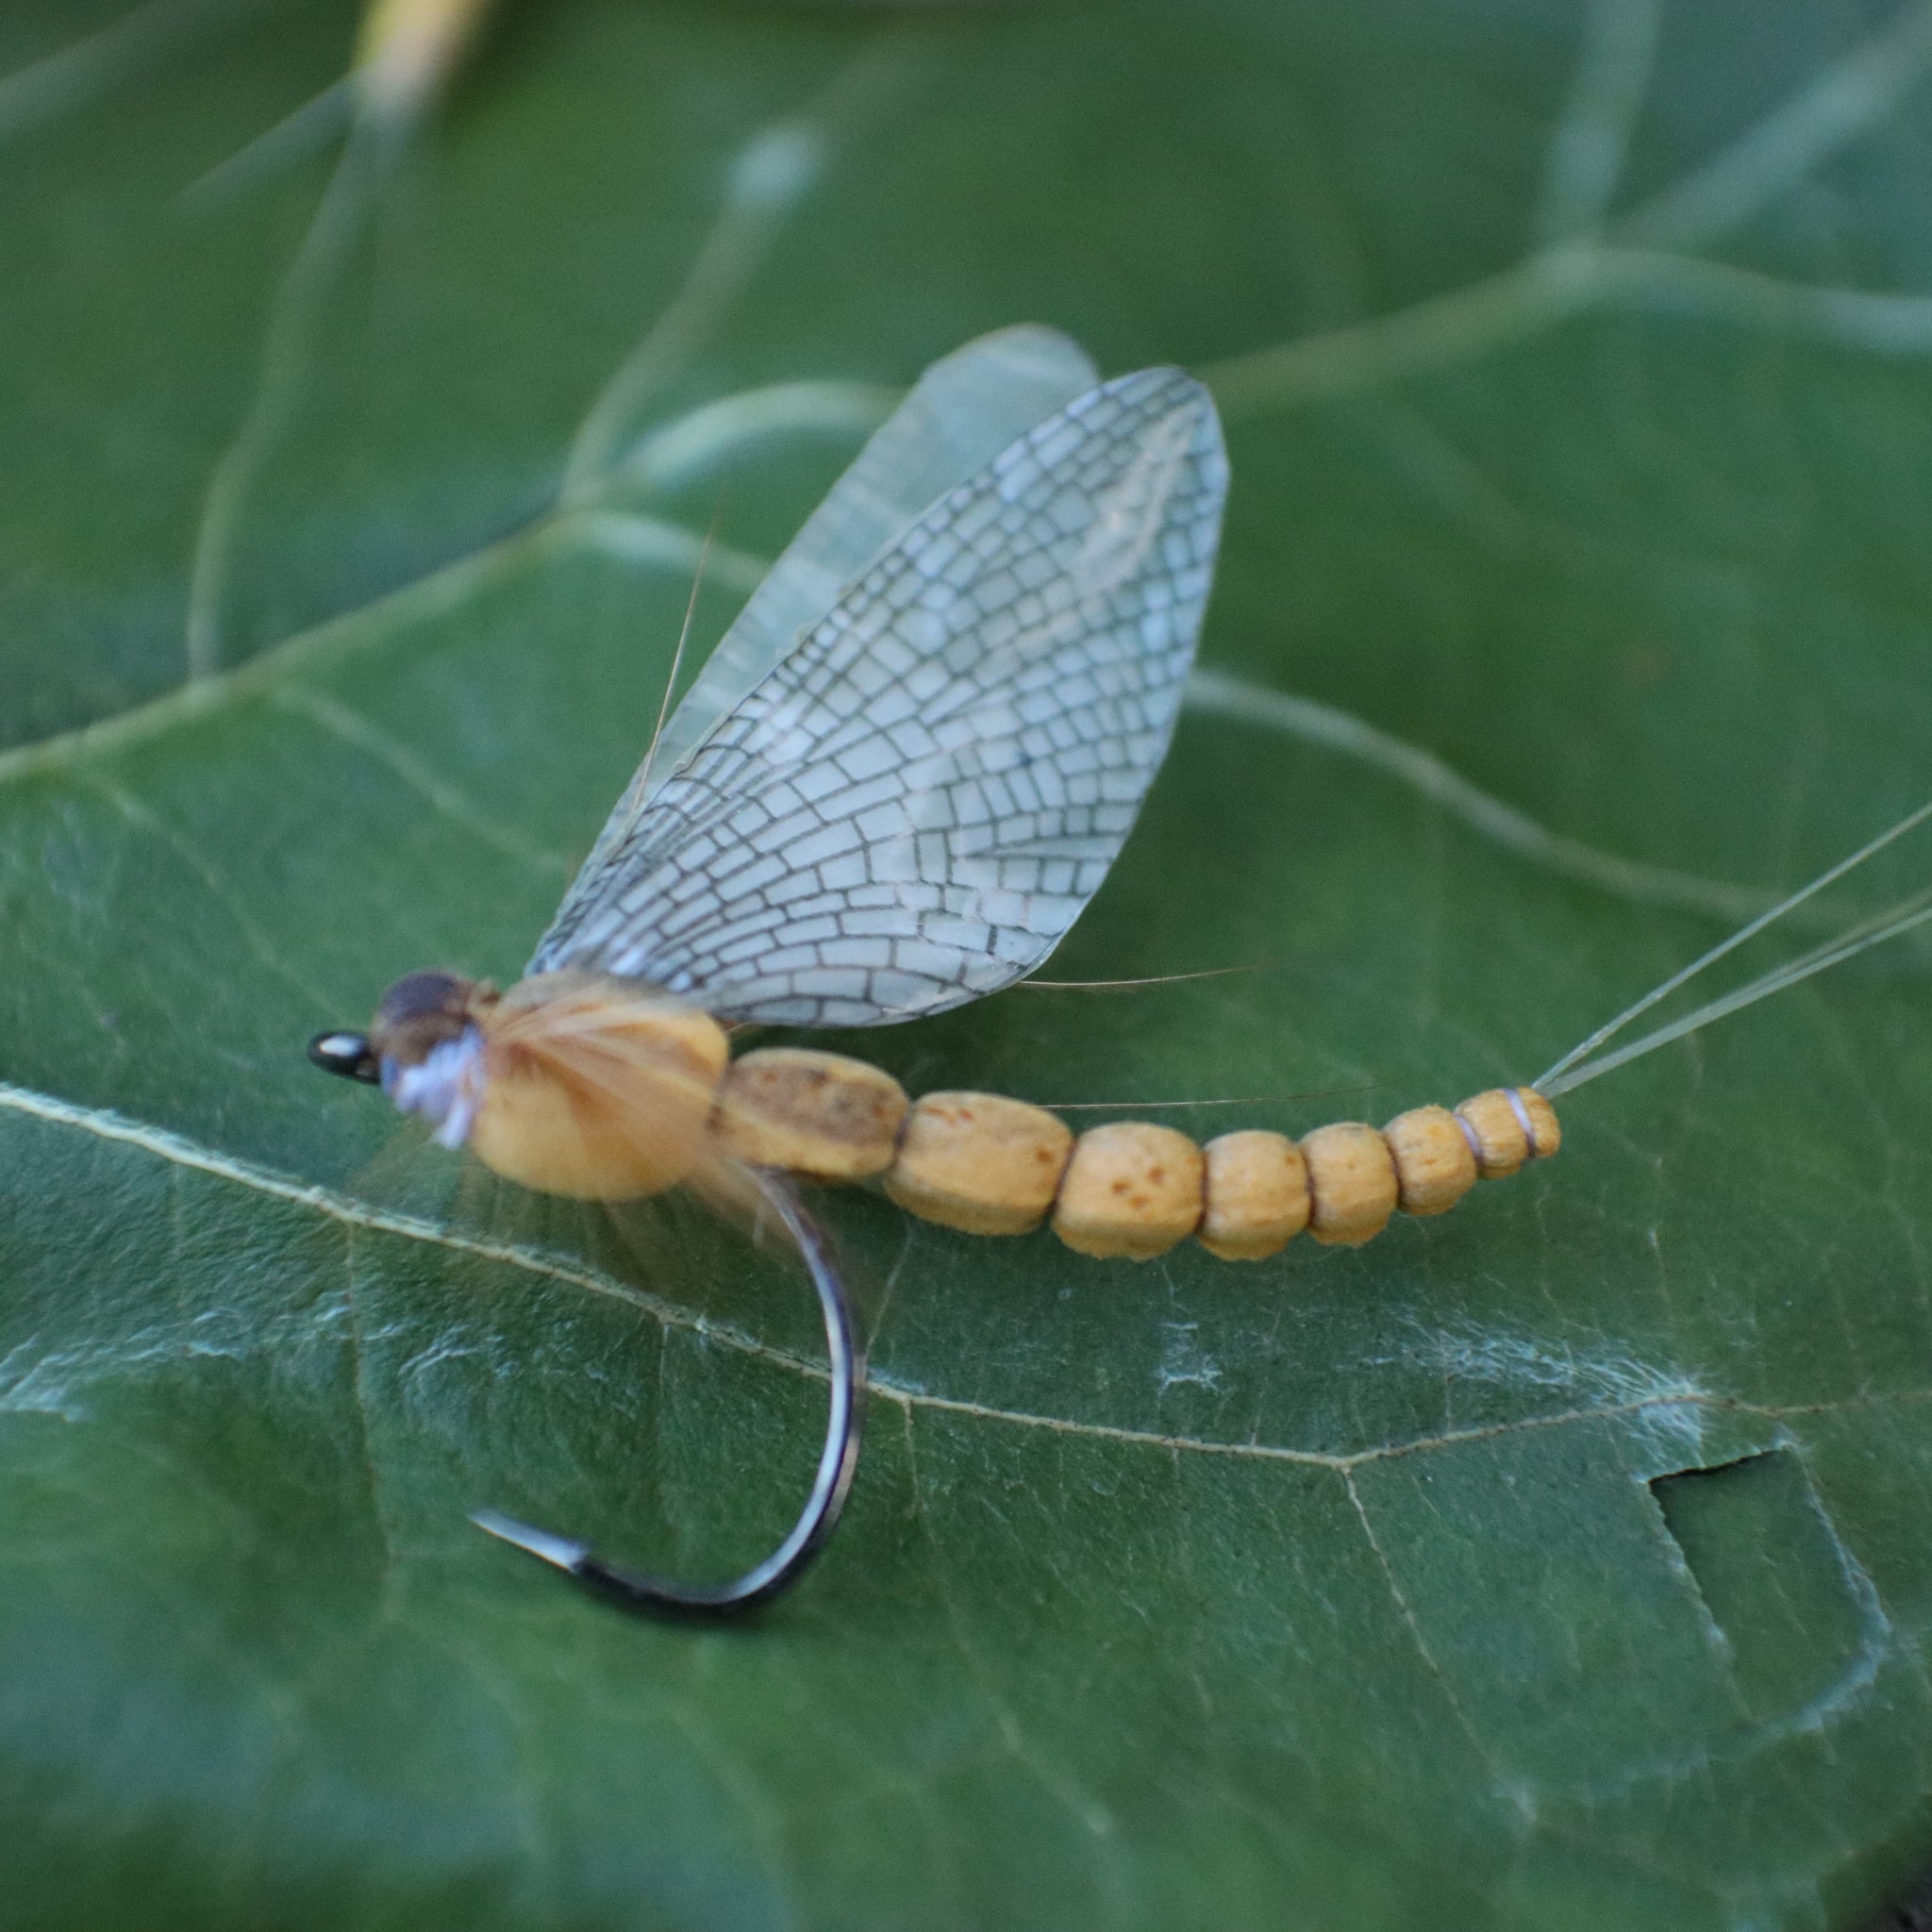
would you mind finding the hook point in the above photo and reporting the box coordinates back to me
[470,1508,590,1574]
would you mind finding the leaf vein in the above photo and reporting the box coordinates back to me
[7,1079,1925,1467]
[1184,668,1772,923]
[274,682,573,877]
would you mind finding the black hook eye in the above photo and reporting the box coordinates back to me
[308,1030,380,1083]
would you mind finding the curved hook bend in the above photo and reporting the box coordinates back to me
[470,1176,865,1619]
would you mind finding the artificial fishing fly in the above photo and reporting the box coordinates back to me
[312,325,1227,1616]
[309,323,1929,1620]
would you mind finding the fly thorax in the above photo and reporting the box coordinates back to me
[462,971,733,1201]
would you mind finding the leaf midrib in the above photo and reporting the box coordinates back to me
[3,1074,1915,1471]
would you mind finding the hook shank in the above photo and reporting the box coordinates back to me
[472,1175,865,1618]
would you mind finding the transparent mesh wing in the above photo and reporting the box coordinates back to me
[531,365,1227,1027]
[562,330,1102,902]
[647,325,1100,786]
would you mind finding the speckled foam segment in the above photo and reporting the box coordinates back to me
[531,366,1229,1027]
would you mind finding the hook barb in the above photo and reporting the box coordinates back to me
[472,1176,864,1620]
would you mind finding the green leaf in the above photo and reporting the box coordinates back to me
[6,1,1932,1926]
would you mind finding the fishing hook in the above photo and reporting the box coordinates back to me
[471,1174,865,1619]
[309,1027,865,1619]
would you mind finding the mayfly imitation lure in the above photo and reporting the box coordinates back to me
[309,325,1932,1619]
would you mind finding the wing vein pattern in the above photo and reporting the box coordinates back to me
[532,364,1227,1027]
